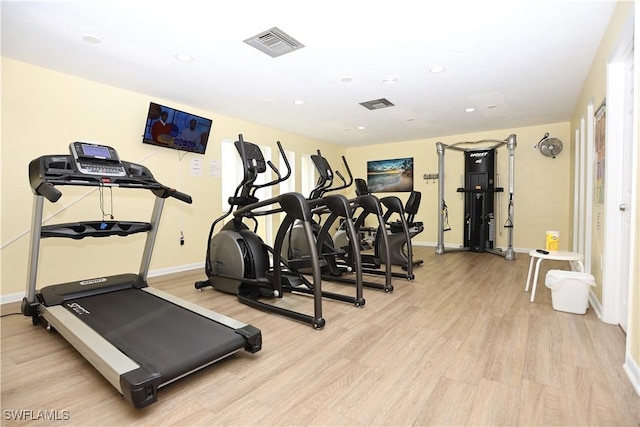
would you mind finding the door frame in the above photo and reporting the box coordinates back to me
[601,14,634,326]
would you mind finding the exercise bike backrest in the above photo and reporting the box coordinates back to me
[405,190,422,224]
[354,178,369,197]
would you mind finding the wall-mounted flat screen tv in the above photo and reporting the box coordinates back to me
[366,157,414,193]
[142,102,212,155]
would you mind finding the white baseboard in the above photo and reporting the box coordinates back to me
[588,290,604,319]
[1,292,25,305]
[146,262,204,278]
[1,262,205,305]
[624,352,640,396]
[412,241,439,247]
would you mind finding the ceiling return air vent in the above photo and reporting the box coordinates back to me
[244,27,305,58]
[359,98,395,110]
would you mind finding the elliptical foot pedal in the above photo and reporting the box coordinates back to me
[194,280,212,290]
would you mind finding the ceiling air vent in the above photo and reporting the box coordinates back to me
[244,27,305,58]
[359,98,395,110]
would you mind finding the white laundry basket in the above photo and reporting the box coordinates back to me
[545,270,596,314]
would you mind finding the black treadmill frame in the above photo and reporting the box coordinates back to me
[22,149,261,408]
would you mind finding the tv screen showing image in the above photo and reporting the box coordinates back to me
[142,102,212,155]
[366,157,414,193]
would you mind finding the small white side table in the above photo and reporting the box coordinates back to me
[525,249,585,302]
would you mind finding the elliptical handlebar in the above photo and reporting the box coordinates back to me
[276,140,292,182]
[329,156,353,192]
[252,160,280,191]
[236,136,292,195]
[310,152,354,198]
[268,161,281,179]
[309,150,333,199]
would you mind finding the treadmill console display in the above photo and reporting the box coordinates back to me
[69,142,126,177]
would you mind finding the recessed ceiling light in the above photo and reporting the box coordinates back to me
[487,104,497,109]
[341,77,354,83]
[82,35,101,44]
[465,107,476,113]
[357,126,366,130]
[294,100,305,105]
[382,76,400,85]
[429,66,446,73]
[455,43,472,53]
[175,54,193,62]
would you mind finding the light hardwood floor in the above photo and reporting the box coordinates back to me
[1,247,638,426]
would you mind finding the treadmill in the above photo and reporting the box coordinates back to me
[21,142,261,408]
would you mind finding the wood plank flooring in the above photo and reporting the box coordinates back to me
[1,247,638,426]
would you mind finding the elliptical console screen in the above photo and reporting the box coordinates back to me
[69,142,127,177]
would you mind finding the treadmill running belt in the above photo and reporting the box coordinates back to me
[63,289,246,381]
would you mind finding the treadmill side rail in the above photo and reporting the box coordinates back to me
[41,305,161,407]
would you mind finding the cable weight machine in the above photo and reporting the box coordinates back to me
[435,134,516,260]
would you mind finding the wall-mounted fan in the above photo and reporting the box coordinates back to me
[536,133,563,158]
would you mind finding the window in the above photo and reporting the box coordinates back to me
[220,139,243,214]
[279,149,296,196]
[300,154,317,199]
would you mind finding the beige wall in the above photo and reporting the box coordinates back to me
[345,123,572,253]
[569,1,639,386]
[0,57,342,297]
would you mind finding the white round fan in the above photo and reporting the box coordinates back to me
[536,133,563,158]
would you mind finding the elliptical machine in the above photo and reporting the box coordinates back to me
[349,179,424,279]
[195,135,362,328]
[283,151,394,293]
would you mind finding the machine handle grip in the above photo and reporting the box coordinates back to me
[36,182,62,202]
[152,187,193,204]
[340,156,354,185]
[275,140,292,182]
[169,188,193,204]
[267,160,281,180]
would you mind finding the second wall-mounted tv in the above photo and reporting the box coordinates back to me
[366,157,414,193]
[142,102,213,155]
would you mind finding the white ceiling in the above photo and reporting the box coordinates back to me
[1,1,617,146]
